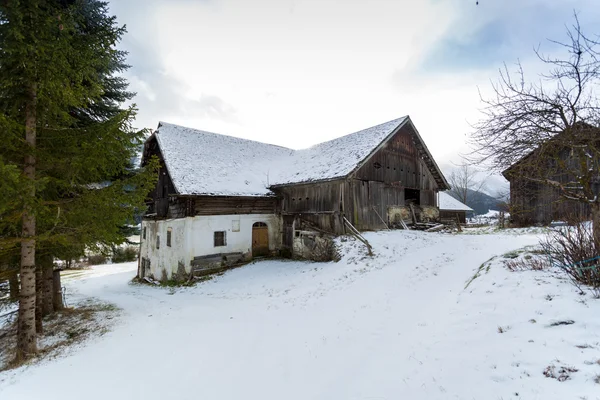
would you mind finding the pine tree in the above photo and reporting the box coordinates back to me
[0,0,157,361]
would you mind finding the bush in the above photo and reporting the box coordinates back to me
[87,254,107,265]
[504,256,548,272]
[540,221,600,297]
[112,246,138,263]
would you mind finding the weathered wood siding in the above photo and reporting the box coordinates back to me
[353,125,438,192]
[278,180,343,214]
[273,125,443,232]
[440,210,467,224]
[193,196,279,216]
[348,124,440,230]
[510,177,590,225]
[276,180,346,234]
[159,196,279,219]
[144,136,177,218]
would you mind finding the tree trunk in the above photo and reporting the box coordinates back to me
[16,83,38,361]
[42,256,54,316]
[35,266,43,334]
[592,201,600,254]
[53,270,64,311]
[9,272,19,302]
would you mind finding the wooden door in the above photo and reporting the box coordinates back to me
[252,222,269,257]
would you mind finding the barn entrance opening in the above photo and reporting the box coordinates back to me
[252,222,269,257]
[405,188,420,205]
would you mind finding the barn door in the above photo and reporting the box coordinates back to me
[252,222,269,257]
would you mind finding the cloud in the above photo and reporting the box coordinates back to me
[108,0,237,129]
[417,0,600,74]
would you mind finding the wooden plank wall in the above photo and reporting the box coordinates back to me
[510,178,590,225]
[353,125,438,191]
[276,181,343,214]
[144,137,177,218]
[193,197,278,216]
[348,124,440,230]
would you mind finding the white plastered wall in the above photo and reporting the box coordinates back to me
[140,214,281,280]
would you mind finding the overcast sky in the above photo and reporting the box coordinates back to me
[109,0,600,192]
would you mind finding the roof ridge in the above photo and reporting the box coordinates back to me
[157,121,293,152]
[296,116,409,151]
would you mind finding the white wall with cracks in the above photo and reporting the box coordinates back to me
[140,214,281,280]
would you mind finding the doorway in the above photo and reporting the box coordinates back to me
[252,222,269,257]
[405,188,421,205]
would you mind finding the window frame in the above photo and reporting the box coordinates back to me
[167,228,172,247]
[214,231,226,247]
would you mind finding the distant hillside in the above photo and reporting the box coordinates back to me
[446,189,505,215]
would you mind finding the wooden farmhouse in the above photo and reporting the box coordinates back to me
[438,192,473,224]
[503,126,600,226]
[139,116,449,281]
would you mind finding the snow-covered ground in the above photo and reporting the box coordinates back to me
[1,230,599,400]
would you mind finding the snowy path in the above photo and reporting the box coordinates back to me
[1,231,599,400]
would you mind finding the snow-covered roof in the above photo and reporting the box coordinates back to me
[153,123,290,196]
[439,192,473,211]
[148,116,447,196]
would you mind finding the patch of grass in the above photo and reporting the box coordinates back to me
[575,344,594,349]
[497,325,511,334]
[548,320,575,327]
[0,299,120,372]
[503,251,521,259]
[505,256,549,272]
[543,363,578,382]
[464,257,496,289]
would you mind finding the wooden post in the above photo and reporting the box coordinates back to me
[455,214,463,233]
[409,203,418,225]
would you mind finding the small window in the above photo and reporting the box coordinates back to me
[214,231,226,247]
[167,228,172,247]
[143,227,146,239]
[373,162,382,169]
[156,235,160,249]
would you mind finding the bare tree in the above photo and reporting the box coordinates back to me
[469,14,600,249]
[447,162,487,206]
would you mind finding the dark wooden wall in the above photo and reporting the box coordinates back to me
[144,136,176,218]
[273,124,443,232]
[353,125,438,191]
[440,210,467,224]
[164,196,279,219]
[347,124,440,230]
[510,178,590,225]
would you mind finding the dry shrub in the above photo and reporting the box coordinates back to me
[540,220,600,297]
[112,246,138,263]
[543,364,578,382]
[87,254,107,265]
[309,237,341,262]
[504,257,549,271]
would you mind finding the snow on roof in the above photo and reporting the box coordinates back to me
[154,123,291,196]
[272,117,408,186]
[438,192,473,211]
[152,116,415,196]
